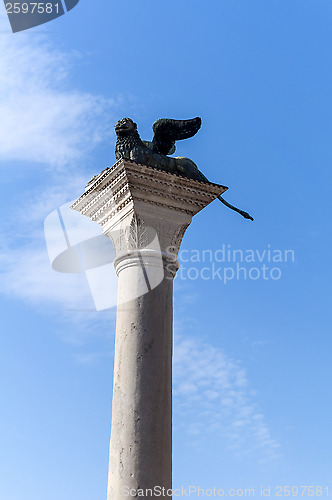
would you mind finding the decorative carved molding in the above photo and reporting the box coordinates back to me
[169,224,190,257]
[126,215,147,250]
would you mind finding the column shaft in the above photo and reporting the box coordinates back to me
[107,258,173,499]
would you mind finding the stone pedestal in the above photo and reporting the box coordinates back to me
[71,160,226,499]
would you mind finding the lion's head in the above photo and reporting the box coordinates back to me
[114,118,137,136]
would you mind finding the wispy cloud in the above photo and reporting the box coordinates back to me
[0,15,115,168]
[0,239,91,309]
[0,13,120,325]
[0,178,118,345]
[73,349,114,366]
[0,228,117,345]
[173,335,280,462]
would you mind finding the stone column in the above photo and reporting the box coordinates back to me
[71,160,226,499]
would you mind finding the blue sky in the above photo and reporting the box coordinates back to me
[0,1,331,499]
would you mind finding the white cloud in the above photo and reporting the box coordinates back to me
[0,229,117,345]
[173,335,281,462]
[0,14,121,323]
[73,350,114,366]
[0,182,119,315]
[19,175,88,224]
[0,172,90,306]
[0,239,92,310]
[0,15,115,167]
[0,168,114,319]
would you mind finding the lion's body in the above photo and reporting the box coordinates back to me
[115,119,203,181]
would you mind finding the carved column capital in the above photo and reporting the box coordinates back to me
[71,160,226,277]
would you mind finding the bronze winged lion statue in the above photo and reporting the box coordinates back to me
[114,117,253,221]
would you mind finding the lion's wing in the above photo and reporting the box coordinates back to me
[151,117,202,156]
